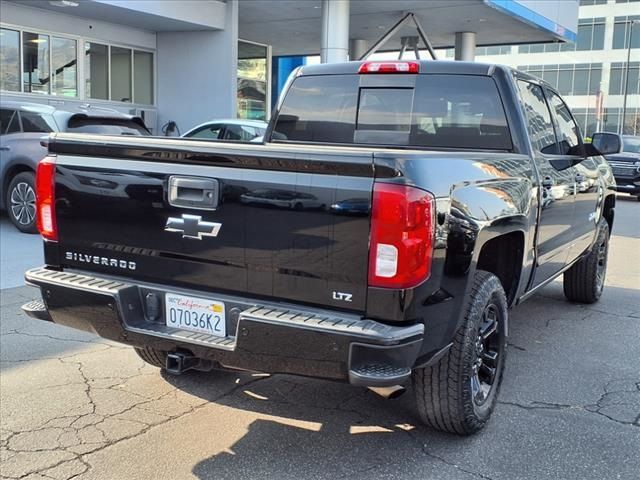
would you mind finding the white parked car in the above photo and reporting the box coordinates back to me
[182,119,267,142]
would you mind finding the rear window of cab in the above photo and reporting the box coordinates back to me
[273,74,512,150]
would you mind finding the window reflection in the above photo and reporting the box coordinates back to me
[52,36,77,97]
[111,46,132,102]
[238,41,268,120]
[85,42,108,100]
[134,50,153,105]
[23,32,49,94]
[0,28,20,92]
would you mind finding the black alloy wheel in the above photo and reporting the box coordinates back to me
[471,303,503,407]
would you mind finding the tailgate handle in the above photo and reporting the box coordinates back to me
[168,176,219,210]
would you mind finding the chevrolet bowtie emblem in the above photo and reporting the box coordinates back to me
[165,214,221,240]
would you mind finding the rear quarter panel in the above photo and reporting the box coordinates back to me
[368,151,538,361]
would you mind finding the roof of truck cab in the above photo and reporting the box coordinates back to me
[297,60,508,77]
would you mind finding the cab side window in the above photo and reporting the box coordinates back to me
[547,92,581,155]
[516,80,558,155]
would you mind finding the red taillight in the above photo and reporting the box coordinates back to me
[368,183,435,289]
[36,155,57,241]
[358,61,419,74]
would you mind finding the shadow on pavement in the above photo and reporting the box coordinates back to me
[151,283,639,480]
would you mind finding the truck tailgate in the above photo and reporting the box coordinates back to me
[50,135,374,312]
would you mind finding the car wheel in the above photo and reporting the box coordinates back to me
[6,172,38,234]
[134,346,168,369]
[412,270,507,435]
[563,219,609,304]
[636,195,640,202]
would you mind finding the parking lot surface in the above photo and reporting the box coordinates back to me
[1,197,639,480]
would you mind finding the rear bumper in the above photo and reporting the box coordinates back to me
[23,267,424,387]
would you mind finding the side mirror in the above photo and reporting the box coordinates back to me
[590,132,621,156]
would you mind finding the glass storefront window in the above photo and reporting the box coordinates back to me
[23,32,49,94]
[134,50,153,105]
[51,36,77,97]
[85,42,108,100]
[111,46,132,102]
[0,28,20,92]
[237,41,268,121]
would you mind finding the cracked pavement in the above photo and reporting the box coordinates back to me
[1,198,639,480]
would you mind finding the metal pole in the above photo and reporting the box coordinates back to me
[360,12,412,60]
[454,32,476,61]
[620,20,638,135]
[412,14,437,60]
[320,0,350,63]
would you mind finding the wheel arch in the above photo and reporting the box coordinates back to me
[2,162,35,210]
[602,192,615,235]
[474,229,526,306]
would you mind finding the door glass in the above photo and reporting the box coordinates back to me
[548,92,581,155]
[20,112,55,133]
[187,125,223,139]
[223,124,259,140]
[516,80,558,154]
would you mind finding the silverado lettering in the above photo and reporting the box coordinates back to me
[65,251,136,271]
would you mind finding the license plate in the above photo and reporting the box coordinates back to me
[165,293,226,337]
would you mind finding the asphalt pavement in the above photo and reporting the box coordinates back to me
[1,197,639,480]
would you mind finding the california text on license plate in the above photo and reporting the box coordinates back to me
[165,293,226,337]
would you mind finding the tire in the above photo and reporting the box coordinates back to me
[6,172,38,234]
[412,270,508,435]
[636,195,640,202]
[563,220,609,304]
[134,346,168,369]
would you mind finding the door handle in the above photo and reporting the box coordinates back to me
[168,176,219,210]
[0,146,10,151]
[542,176,554,189]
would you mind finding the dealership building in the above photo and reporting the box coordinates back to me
[0,0,594,135]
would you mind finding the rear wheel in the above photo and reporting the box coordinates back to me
[134,346,168,369]
[6,172,37,234]
[412,270,507,435]
[563,219,609,304]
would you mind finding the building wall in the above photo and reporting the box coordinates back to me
[156,1,238,135]
[1,0,239,134]
[469,0,639,135]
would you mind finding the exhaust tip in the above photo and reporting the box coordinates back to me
[368,385,407,400]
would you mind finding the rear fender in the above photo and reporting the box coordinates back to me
[442,177,535,324]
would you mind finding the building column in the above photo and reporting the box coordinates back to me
[321,0,350,63]
[454,31,476,61]
[349,38,368,61]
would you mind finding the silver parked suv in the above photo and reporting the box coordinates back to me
[0,102,150,233]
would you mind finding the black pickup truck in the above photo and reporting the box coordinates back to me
[23,60,621,435]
